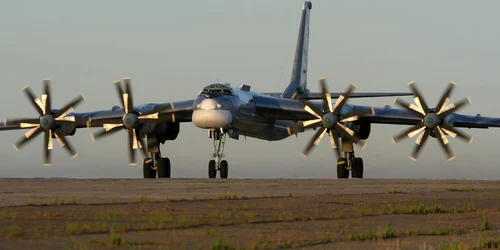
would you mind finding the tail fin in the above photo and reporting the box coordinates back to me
[281,1,312,99]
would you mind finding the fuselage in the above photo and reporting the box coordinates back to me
[191,83,295,141]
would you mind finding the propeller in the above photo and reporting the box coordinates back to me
[89,78,169,165]
[4,79,85,165]
[292,77,374,158]
[392,81,472,161]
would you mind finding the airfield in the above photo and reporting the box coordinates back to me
[0,178,499,249]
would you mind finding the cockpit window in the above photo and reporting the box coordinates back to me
[200,84,234,96]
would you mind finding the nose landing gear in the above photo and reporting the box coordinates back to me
[208,129,228,178]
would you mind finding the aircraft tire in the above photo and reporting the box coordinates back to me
[220,160,228,179]
[158,157,171,178]
[143,158,156,178]
[351,157,364,178]
[208,160,216,178]
[337,158,349,179]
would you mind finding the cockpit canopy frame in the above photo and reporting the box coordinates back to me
[199,83,235,97]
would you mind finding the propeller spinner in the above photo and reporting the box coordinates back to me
[392,81,472,161]
[293,77,374,158]
[4,79,85,165]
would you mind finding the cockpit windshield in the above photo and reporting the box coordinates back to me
[199,83,234,97]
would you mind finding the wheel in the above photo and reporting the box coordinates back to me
[337,158,349,179]
[150,167,157,178]
[143,158,155,178]
[351,157,364,178]
[220,160,228,179]
[158,157,171,178]
[165,158,171,178]
[208,160,216,178]
[150,164,157,178]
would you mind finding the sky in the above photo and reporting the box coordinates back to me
[0,0,499,179]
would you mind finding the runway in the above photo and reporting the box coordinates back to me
[0,178,499,249]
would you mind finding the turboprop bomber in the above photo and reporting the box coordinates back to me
[2,1,500,179]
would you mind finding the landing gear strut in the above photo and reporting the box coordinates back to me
[337,139,364,179]
[143,136,171,179]
[208,130,228,178]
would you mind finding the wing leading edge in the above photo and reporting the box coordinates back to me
[263,92,414,99]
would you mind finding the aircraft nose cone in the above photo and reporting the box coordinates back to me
[192,109,233,129]
[199,99,219,110]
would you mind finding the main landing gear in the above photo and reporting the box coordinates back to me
[208,130,228,179]
[336,140,364,179]
[143,152,171,178]
[142,136,171,179]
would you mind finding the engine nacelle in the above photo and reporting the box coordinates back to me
[430,113,455,138]
[161,122,180,141]
[342,105,371,140]
[140,122,181,144]
[352,121,371,140]
[55,123,76,136]
[430,130,437,138]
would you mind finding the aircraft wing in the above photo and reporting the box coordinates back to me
[358,105,500,129]
[262,91,413,99]
[79,100,194,128]
[254,95,421,124]
[254,95,500,129]
[0,100,194,131]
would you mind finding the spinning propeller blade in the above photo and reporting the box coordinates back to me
[294,77,374,159]
[5,79,84,165]
[90,78,165,165]
[392,81,472,161]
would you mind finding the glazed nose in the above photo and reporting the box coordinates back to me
[199,99,222,110]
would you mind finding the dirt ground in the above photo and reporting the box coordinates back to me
[0,178,499,250]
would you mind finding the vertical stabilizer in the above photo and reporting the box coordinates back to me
[281,1,312,99]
